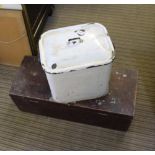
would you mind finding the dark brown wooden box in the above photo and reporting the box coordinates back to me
[9,56,138,131]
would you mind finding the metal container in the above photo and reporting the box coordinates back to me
[39,23,115,103]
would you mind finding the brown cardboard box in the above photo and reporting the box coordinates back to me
[0,9,31,66]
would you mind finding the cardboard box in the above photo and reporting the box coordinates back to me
[0,9,31,66]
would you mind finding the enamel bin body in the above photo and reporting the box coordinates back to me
[39,23,115,103]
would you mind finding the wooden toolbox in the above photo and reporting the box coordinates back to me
[9,56,138,131]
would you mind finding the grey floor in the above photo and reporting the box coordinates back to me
[0,5,155,150]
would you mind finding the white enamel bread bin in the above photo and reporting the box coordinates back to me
[39,23,115,103]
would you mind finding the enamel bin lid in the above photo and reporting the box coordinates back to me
[39,23,115,74]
